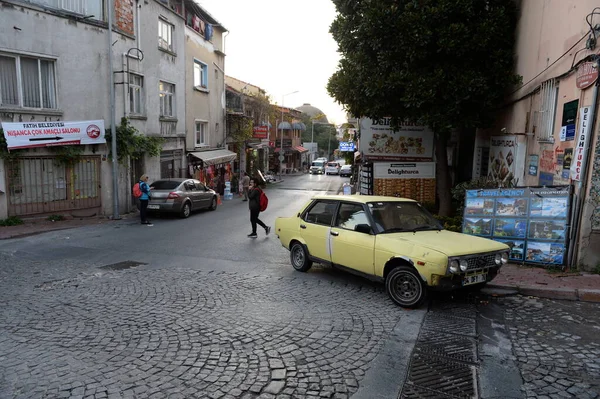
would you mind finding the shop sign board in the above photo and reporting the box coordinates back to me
[373,162,435,179]
[576,62,599,89]
[560,99,578,141]
[339,142,355,151]
[570,106,592,181]
[528,155,538,176]
[463,186,571,266]
[359,117,434,160]
[1,120,106,150]
[253,125,269,139]
[488,136,523,182]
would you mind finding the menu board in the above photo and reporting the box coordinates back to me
[462,186,571,266]
[359,163,373,195]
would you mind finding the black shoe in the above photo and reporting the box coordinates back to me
[265,226,271,235]
[247,233,257,238]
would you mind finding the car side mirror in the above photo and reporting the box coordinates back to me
[355,224,372,234]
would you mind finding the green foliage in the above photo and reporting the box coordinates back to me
[0,129,24,161]
[51,146,84,166]
[105,118,165,164]
[299,114,339,158]
[0,216,24,227]
[327,0,521,131]
[228,114,254,145]
[46,214,65,222]
[434,214,463,232]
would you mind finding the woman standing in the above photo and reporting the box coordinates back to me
[247,177,270,238]
[139,174,153,226]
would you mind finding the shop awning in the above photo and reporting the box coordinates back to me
[189,149,237,166]
[294,146,309,153]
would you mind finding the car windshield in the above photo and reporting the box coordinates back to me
[312,161,325,167]
[150,180,181,190]
[367,201,443,233]
[327,163,337,167]
[341,165,351,170]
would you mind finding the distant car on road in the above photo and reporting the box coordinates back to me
[274,195,509,308]
[325,162,340,175]
[309,161,326,174]
[339,165,352,177]
[148,178,217,218]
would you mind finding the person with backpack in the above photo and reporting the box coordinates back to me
[133,174,153,226]
[247,177,270,238]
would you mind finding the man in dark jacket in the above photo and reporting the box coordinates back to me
[247,177,270,238]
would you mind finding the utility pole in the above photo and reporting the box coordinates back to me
[107,0,120,219]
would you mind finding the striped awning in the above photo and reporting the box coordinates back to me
[189,149,237,165]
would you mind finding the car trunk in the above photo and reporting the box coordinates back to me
[148,190,174,204]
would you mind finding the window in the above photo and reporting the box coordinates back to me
[304,201,337,226]
[158,19,174,52]
[159,81,175,117]
[128,74,144,115]
[25,0,105,20]
[195,121,207,146]
[194,60,208,89]
[335,203,370,231]
[0,54,57,109]
[537,79,558,142]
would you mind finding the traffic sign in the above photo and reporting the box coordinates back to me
[278,155,285,162]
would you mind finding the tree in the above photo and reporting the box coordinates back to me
[327,0,521,216]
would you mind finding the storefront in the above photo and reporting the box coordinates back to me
[188,149,237,195]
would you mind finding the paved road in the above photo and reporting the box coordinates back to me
[0,174,424,399]
[2,173,599,399]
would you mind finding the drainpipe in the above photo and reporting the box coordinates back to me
[107,0,120,219]
[568,54,600,268]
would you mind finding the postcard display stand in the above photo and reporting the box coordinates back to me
[462,186,572,266]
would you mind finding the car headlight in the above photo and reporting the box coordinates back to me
[449,260,459,273]
[459,259,469,272]
[501,252,509,264]
[495,253,502,265]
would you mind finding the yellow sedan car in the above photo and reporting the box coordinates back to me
[275,195,509,308]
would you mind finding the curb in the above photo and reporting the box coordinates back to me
[487,283,600,303]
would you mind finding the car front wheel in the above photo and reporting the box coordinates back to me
[290,242,312,272]
[385,266,427,308]
[209,196,217,211]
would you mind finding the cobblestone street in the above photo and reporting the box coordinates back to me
[499,296,600,399]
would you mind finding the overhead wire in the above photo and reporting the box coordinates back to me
[510,8,600,95]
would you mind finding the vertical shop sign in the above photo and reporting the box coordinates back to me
[570,106,592,181]
[560,100,579,141]
[528,155,539,176]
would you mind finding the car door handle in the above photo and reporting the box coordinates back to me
[300,224,306,229]
[330,231,339,236]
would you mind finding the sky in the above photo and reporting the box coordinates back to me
[196,0,348,125]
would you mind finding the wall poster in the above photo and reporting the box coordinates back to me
[463,186,571,266]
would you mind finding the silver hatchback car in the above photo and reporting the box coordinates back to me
[147,178,217,218]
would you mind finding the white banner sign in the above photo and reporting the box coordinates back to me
[359,118,434,160]
[374,162,436,179]
[570,106,592,181]
[1,120,106,150]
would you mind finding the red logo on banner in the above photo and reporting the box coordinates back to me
[87,124,101,139]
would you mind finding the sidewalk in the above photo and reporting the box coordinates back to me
[487,263,600,303]
[0,214,118,240]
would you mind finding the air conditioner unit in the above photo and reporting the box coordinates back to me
[195,144,209,149]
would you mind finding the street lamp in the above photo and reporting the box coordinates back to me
[279,90,299,179]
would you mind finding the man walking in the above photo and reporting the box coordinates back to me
[138,174,153,226]
[241,172,250,201]
[247,177,270,238]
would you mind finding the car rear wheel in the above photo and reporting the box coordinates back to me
[180,202,191,218]
[209,196,217,211]
[386,266,427,308]
[290,242,312,272]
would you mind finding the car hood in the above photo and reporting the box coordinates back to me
[378,230,508,257]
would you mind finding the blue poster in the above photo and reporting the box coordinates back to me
[463,186,571,266]
[539,172,554,186]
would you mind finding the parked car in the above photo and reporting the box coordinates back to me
[309,161,326,174]
[339,165,352,177]
[325,162,340,175]
[148,178,217,218]
[274,195,509,308]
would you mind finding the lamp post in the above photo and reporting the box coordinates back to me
[107,0,120,220]
[279,90,299,179]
